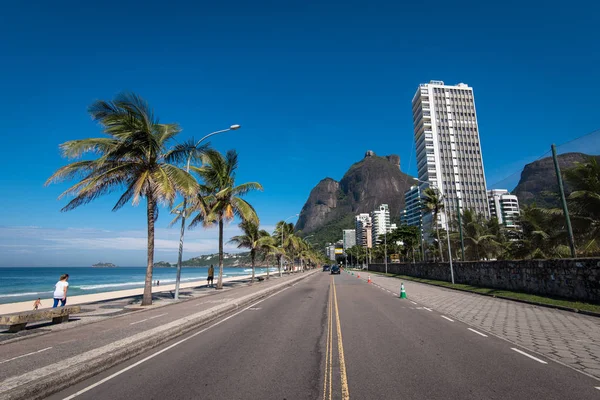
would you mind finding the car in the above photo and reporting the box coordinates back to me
[322,265,331,272]
[330,265,341,274]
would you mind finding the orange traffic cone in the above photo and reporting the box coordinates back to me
[357,274,360,279]
[368,275,372,283]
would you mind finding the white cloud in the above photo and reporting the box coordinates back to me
[0,224,251,266]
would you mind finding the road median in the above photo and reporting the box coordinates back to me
[0,271,318,400]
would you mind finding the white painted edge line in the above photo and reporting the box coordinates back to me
[441,316,454,322]
[410,301,417,305]
[129,313,168,326]
[61,287,289,400]
[423,307,433,312]
[511,348,548,364]
[468,328,488,337]
[595,387,600,391]
[0,347,53,365]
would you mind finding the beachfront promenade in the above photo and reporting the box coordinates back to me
[2,271,600,399]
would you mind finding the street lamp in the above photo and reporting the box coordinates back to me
[415,178,455,284]
[173,124,241,300]
[280,214,299,276]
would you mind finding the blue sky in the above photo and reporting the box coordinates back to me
[1,0,599,266]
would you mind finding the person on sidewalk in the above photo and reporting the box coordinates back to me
[53,274,69,308]
[207,265,214,288]
[33,298,42,310]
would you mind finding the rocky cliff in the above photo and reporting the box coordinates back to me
[512,152,600,208]
[295,152,416,244]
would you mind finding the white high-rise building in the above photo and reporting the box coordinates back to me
[342,229,356,249]
[401,185,422,228]
[371,204,391,243]
[355,214,373,248]
[412,81,490,232]
[488,189,520,229]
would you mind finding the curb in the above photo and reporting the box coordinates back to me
[368,272,600,318]
[0,271,318,400]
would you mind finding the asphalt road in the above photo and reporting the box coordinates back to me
[49,271,600,400]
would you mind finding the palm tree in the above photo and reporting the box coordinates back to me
[458,210,500,260]
[189,149,263,289]
[229,221,271,284]
[508,205,569,259]
[46,92,197,306]
[565,157,600,255]
[274,221,296,275]
[422,187,445,261]
[259,236,281,279]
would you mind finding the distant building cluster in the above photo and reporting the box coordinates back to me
[326,80,522,260]
[405,80,521,238]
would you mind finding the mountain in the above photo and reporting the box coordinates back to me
[512,152,600,208]
[155,252,270,267]
[295,151,416,246]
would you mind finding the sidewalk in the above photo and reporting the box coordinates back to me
[354,270,600,380]
[0,273,270,344]
[0,271,317,400]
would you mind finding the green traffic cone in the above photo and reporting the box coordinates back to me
[399,283,407,299]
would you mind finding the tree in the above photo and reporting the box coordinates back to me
[508,205,569,259]
[189,149,263,289]
[273,221,296,275]
[229,221,271,284]
[422,187,445,261]
[565,157,600,255]
[458,210,500,260]
[46,92,197,306]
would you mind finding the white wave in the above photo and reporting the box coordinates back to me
[0,291,49,298]
[78,281,145,290]
[79,276,209,290]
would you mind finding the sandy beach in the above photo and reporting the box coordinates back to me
[0,272,274,315]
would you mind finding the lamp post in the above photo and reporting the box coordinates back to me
[280,214,299,276]
[384,230,388,275]
[174,125,241,300]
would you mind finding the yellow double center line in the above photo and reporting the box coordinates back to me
[323,276,350,400]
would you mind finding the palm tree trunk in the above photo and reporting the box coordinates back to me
[217,218,224,290]
[142,195,155,306]
[266,256,270,280]
[251,249,255,284]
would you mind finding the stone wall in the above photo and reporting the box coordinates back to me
[368,259,600,303]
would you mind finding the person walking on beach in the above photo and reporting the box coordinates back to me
[207,265,214,288]
[53,274,69,308]
[33,298,42,310]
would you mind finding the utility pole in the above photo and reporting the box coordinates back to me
[457,197,465,261]
[384,230,388,275]
[551,144,577,258]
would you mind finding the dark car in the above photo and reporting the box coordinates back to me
[322,265,331,272]
[330,265,341,274]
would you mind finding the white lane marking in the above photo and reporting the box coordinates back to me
[129,313,168,325]
[423,307,433,312]
[62,287,289,400]
[0,347,53,364]
[595,387,600,391]
[410,301,417,305]
[511,348,548,364]
[468,328,488,337]
[441,316,454,322]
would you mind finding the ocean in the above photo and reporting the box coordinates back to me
[0,266,278,304]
